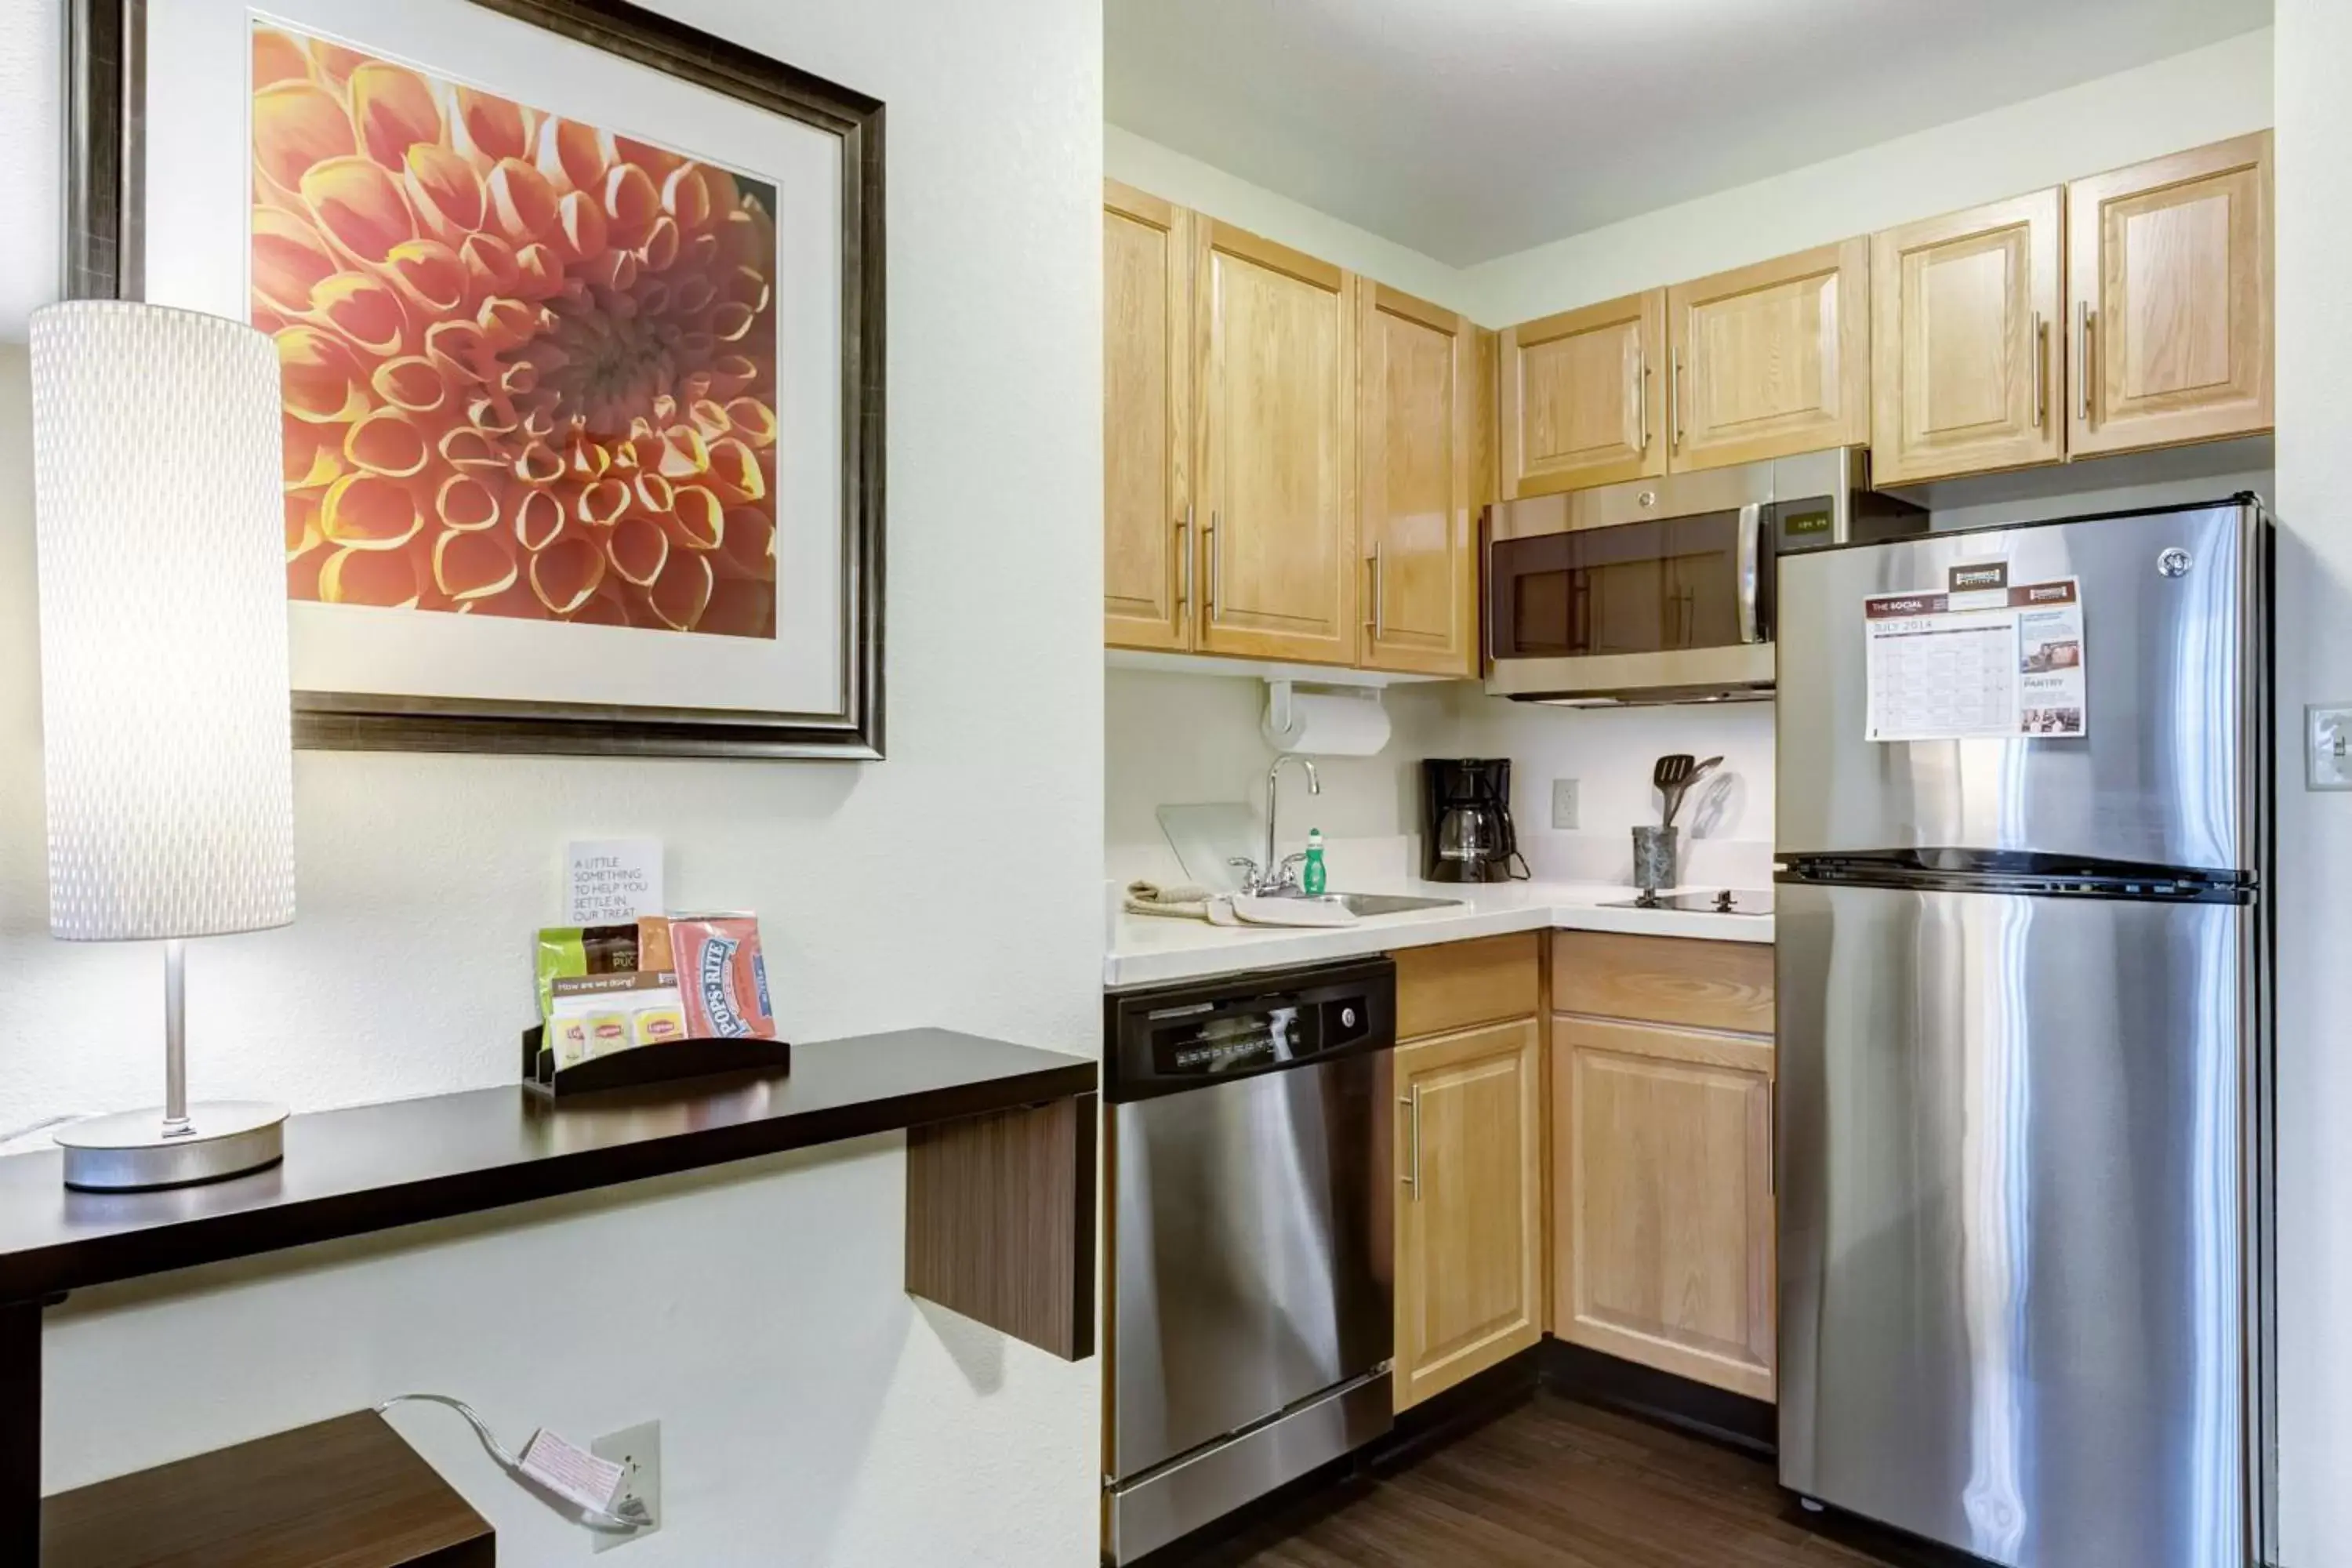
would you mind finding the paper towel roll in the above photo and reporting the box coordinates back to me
[1262,689,1392,756]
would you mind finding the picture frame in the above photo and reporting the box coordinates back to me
[62,0,886,760]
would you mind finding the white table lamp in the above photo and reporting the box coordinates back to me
[30,300,298,1191]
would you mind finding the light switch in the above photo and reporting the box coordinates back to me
[2309,705,2352,791]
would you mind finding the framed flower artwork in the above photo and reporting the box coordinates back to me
[63,0,885,758]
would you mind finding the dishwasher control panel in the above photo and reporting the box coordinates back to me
[1103,958,1396,1105]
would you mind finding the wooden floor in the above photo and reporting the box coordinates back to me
[1196,1393,1922,1568]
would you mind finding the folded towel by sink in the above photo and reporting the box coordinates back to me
[1124,881,1361,930]
[1124,880,1217,920]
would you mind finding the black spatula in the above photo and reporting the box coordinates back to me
[1651,754,1695,826]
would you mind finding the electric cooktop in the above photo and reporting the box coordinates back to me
[1598,887,1774,916]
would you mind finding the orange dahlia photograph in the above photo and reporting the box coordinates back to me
[252,21,780,639]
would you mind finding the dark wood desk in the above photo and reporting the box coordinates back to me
[0,1029,1097,1563]
[41,1412,495,1567]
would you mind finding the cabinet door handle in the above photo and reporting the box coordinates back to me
[1367,543,1385,642]
[1175,508,1192,615]
[1768,1080,1778,1196]
[1635,350,1650,455]
[2075,303,2093,426]
[1206,512,1221,622]
[2031,313,2047,431]
[1399,1086,1421,1200]
[1668,346,1683,454]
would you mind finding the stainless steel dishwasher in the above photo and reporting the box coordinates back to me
[1102,957,1396,1564]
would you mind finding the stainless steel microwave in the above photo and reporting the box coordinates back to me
[1483,448,1926,706]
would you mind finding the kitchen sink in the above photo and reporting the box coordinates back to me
[1299,891,1465,918]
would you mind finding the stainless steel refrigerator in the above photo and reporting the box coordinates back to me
[1774,498,2274,1568]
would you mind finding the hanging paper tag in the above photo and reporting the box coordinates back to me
[519,1428,626,1515]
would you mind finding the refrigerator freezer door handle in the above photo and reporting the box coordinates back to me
[1737,502,1764,644]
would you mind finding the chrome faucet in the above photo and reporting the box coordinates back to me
[1230,755,1320,895]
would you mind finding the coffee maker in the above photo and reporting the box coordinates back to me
[1421,759,1526,883]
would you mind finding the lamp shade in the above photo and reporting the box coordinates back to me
[29,301,296,942]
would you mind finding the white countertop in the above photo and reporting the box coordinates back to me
[1105,878,1772,990]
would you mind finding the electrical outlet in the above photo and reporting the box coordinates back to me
[2310,704,2352,791]
[592,1421,661,1552]
[1551,779,1579,830]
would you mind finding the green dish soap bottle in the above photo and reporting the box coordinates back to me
[1302,828,1328,895]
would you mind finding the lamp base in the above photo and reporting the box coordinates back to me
[54,1102,287,1192]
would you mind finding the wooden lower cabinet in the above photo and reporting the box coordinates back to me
[1393,1015,1544,1410]
[1385,931,1776,1410]
[1550,932,1776,1403]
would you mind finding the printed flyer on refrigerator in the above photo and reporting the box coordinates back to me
[1862,563,2086,742]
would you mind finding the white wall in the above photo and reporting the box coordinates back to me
[1918,461,2276,534]
[1466,27,2275,326]
[0,0,1105,1561]
[1104,669,1461,880]
[1105,125,1476,317]
[1110,31,2278,335]
[1457,699,1776,887]
[2269,5,2349,1562]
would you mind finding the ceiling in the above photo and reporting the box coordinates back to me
[1105,0,2273,267]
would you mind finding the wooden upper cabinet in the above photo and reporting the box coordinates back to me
[1668,238,1870,472]
[1395,1017,1544,1410]
[1103,182,1193,651]
[1501,290,1665,498]
[1473,328,1499,509]
[1871,189,2064,484]
[1196,220,1359,664]
[1359,285,1477,676]
[2067,131,2274,457]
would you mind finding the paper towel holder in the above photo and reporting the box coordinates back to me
[1264,678,1388,752]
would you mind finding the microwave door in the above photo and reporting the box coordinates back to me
[1490,521,1675,659]
[1484,499,1777,699]
[1664,504,1766,651]
[1581,523,1671,655]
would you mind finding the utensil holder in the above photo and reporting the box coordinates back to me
[1631,826,1679,893]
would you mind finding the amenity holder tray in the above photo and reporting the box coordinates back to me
[521,1025,793,1098]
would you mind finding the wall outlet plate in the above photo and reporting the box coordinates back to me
[2310,705,2352,791]
[1551,779,1579,830]
[592,1421,661,1552]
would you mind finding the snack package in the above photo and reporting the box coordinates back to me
[535,924,641,1023]
[669,914,776,1040]
[637,915,676,974]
